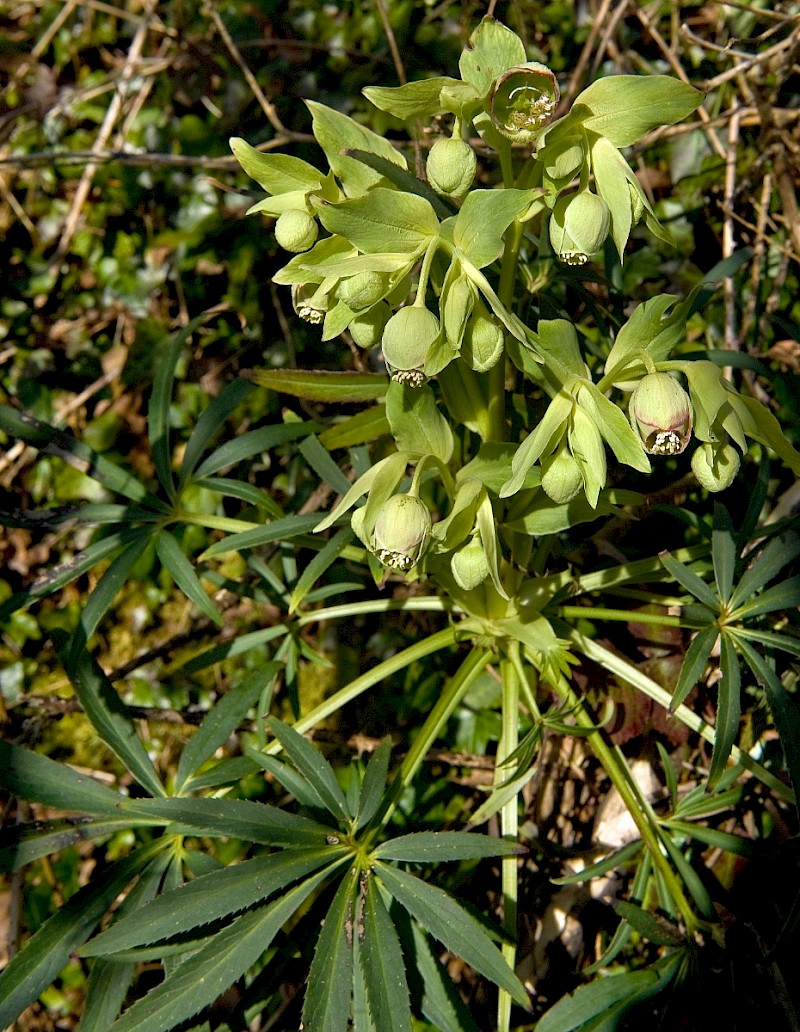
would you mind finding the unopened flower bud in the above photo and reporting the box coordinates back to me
[629,182,645,226]
[426,137,477,198]
[338,271,387,311]
[274,209,318,252]
[373,494,432,571]
[630,372,692,456]
[349,302,391,349]
[461,307,504,372]
[382,306,441,387]
[490,63,559,144]
[450,534,490,591]
[692,442,740,492]
[541,447,583,503]
[550,191,610,266]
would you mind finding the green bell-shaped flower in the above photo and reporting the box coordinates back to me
[549,191,611,266]
[349,301,391,349]
[489,62,559,144]
[629,372,692,456]
[337,271,388,311]
[426,137,477,198]
[291,283,329,325]
[691,441,740,492]
[274,209,318,252]
[372,493,432,571]
[461,303,504,372]
[541,445,583,504]
[450,533,490,591]
[381,306,441,387]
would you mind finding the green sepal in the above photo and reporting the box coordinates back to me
[575,75,703,148]
[364,77,463,120]
[306,99,407,196]
[386,382,454,463]
[459,18,527,97]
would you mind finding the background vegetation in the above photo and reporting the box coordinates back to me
[1,0,799,1029]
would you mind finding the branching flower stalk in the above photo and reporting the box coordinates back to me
[3,13,800,1032]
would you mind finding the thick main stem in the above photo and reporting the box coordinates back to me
[551,674,701,935]
[497,646,521,1032]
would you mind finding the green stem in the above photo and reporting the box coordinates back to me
[570,628,794,804]
[550,674,701,935]
[366,645,493,839]
[261,626,461,751]
[556,606,684,627]
[497,645,520,1032]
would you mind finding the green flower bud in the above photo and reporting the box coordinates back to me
[450,533,490,591]
[489,63,559,145]
[382,306,441,387]
[541,446,583,503]
[426,137,477,198]
[629,182,645,226]
[291,283,329,325]
[349,301,391,349]
[629,372,692,456]
[691,441,740,492]
[373,493,432,571]
[461,299,504,372]
[337,271,388,311]
[274,209,318,252]
[550,191,611,266]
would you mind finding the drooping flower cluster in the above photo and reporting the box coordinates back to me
[232,18,800,590]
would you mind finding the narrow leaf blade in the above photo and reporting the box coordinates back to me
[155,529,223,627]
[267,717,350,822]
[52,630,165,798]
[375,862,528,1007]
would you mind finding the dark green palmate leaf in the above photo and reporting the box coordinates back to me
[0,527,147,623]
[0,403,165,508]
[373,831,523,862]
[177,377,255,489]
[193,420,319,478]
[712,503,737,605]
[535,952,684,1032]
[0,739,122,816]
[729,577,800,622]
[374,861,528,1007]
[358,878,412,1032]
[175,663,282,792]
[660,551,720,610]
[154,528,223,626]
[733,634,800,806]
[288,525,355,615]
[708,633,742,788]
[354,737,392,832]
[245,750,328,810]
[0,817,134,874]
[117,796,336,847]
[51,630,165,798]
[148,313,210,501]
[267,717,351,823]
[728,534,800,612]
[0,841,165,1029]
[82,846,347,956]
[669,623,718,712]
[63,528,156,670]
[78,850,175,1032]
[108,862,341,1032]
[200,512,322,559]
[303,868,359,1031]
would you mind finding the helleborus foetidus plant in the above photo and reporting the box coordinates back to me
[2,14,800,1032]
